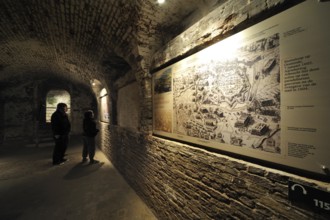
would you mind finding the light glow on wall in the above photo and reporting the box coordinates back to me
[100,88,110,123]
[198,33,243,62]
[100,88,107,97]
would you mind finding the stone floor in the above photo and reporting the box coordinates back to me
[0,136,157,220]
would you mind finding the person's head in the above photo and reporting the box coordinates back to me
[84,110,94,119]
[57,103,68,113]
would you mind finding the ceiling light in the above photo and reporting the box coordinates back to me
[158,0,165,4]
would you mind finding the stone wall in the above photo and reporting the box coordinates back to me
[1,80,35,140]
[152,0,303,69]
[100,126,329,219]
[100,0,330,219]
[117,82,140,131]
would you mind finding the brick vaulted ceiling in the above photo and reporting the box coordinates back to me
[0,0,222,86]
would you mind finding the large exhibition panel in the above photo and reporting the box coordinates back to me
[152,1,330,175]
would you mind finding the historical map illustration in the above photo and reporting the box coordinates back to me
[173,33,281,153]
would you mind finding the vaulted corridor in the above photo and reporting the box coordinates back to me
[1,0,330,219]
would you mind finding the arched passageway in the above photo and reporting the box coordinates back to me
[0,1,329,220]
[45,90,71,122]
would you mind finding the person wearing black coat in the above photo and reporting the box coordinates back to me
[82,110,99,164]
[51,103,71,165]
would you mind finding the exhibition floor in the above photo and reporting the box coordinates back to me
[0,136,157,220]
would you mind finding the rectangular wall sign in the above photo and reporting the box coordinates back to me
[288,181,330,214]
[152,0,330,175]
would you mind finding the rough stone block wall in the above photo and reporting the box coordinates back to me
[151,0,303,69]
[101,126,329,219]
[100,0,330,219]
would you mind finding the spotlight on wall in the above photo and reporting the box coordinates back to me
[158,0,165,4]
[90,79,96,86]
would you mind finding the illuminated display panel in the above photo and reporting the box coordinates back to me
[152,1,330,175]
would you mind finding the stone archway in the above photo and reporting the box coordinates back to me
[45,90,71,123]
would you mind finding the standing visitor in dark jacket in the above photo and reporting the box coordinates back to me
[82,110,99,164]
[51,102,71,165]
